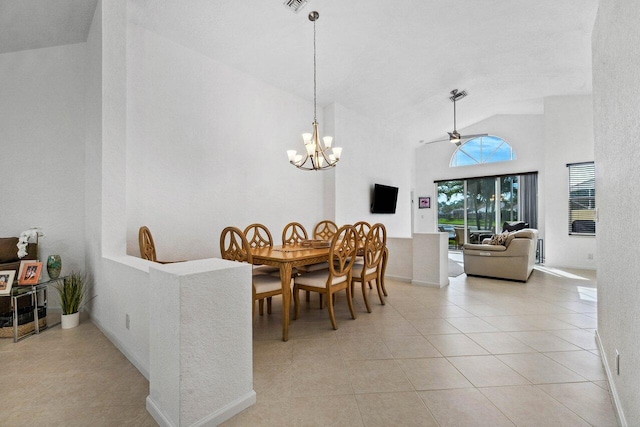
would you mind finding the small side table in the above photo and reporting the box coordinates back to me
[1,277,64,342]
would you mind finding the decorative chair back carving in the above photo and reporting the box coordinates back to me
[353,221,371,255]
[364,223,387,270]
[313,220,338,241]
[220,226,252,263]
[329,225,358,279]
[139,226,157,262]
[282,222,308,245]
[244,223,274,249]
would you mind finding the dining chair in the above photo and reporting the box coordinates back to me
[351,223,387,312]
[220,226,291,319]
[293,224,358,330]
[138,226,179,264]
[313,220,338,240]
[244,223,279,275]
[282,222,308,245]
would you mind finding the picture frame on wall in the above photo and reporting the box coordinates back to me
[0,271,16,295]
[17,261,43,285]
[418,196,431,209]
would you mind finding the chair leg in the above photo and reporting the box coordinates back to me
[327,292,338,330]
[306,290,310,302]
[259,298,264,316]
[293,286,301,320]
[319,294,323,309]
[346,283,356,320]
[381,248,389,296]
[375,278,385,305]
[267,297,272,314]
[362,281,372,313]
[332,294,336,305]
[252,300,256,320]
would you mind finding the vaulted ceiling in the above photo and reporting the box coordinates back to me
[2,0,599,143]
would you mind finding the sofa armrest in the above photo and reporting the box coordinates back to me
[463,243,507,252]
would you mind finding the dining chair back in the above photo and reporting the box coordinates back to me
[313,220,338,240]
[352,223,387,312]
[282,222,308,245]
[244,223,274,248]
[244,223,281,275]
[220,226,252,263]
[293,224,358,329]
[139,226,157,262]
[353,221,371,256]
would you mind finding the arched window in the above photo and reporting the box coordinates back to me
[450,135,516,167]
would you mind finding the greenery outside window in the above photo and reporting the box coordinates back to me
[568,162,596,236]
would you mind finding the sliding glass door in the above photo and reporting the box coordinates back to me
[438,174,524,247]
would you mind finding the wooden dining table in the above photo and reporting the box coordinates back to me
[250,244,331,341]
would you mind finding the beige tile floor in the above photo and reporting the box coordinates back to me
[0,264,618,426]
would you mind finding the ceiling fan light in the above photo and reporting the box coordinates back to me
[287,150,297,161]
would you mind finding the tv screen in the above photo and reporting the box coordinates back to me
[371,184,398,214]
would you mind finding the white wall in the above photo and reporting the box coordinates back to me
[543,95,596,269]
[332,103,413,238]
[125,25,327,260]
[0,43,86,278]
[593,0,640,424]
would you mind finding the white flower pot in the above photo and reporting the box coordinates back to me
[61,312,80,329]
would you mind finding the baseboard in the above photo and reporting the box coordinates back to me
[146,396,175,427]
[595,330,627,426]
[89,312,150,380]
[386,274,412,283]
[146,390,256,427]
[411,279,449,288]
[192,390,256,426]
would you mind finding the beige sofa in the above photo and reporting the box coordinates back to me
[462,229,538,282]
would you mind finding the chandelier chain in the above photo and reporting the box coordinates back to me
[313,18,317,122]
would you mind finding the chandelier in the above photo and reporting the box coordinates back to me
[287,11,342,171]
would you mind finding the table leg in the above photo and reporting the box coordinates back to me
[280,263,293,341]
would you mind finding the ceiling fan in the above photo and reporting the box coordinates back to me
[420,89,488,146]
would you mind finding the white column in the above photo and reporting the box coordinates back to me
[411,232,449,288]
[146,258,255,426]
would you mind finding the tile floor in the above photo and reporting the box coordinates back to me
[0,263,618,426]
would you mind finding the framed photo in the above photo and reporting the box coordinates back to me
[0,271,16,295]
[17,261,43,285]
[418,196,431,209]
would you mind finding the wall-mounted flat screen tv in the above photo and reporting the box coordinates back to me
[371,184,398,214]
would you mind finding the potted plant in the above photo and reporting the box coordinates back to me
[54,271,88,329]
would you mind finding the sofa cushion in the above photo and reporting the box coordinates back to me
[0,237,19,263]
[489,231,510,246]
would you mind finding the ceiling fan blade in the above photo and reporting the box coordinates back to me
[459,133,488,140]
[420,137,449,145]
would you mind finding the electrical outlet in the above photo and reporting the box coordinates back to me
[126,314,130,330]
[616,350,620,375]
[587,253,594,260]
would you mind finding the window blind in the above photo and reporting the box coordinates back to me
[568,162,596,235]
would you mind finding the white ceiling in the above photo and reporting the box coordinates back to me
[2,0,599,143]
